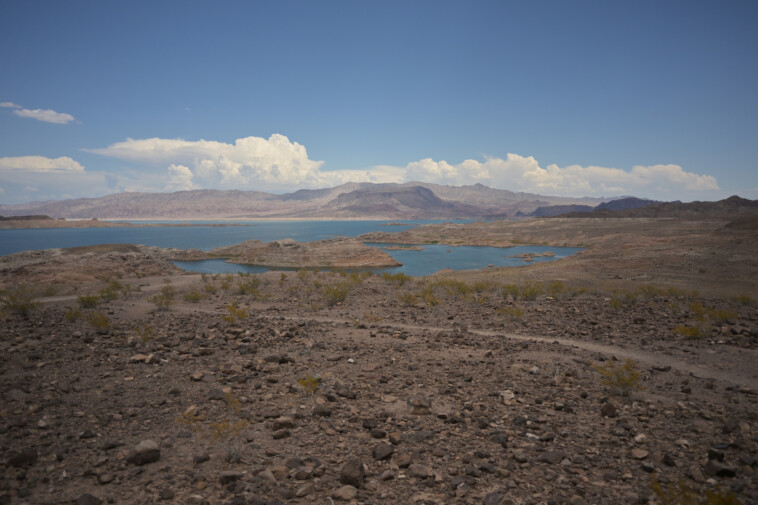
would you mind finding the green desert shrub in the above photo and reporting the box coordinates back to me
[544,280,565,297]
[219,274,234,291]
[237,277,261,295]
[382,272,412,286]
[1,286,40,319]
[419,285,439,307]
[732,294,756,307]
[497,305,524,319]
[64,307,82,322]
[592,358,643,396]
[435,278,471,297]
[397,292,419,307]
[673,324,708,339]
[609,289,637,309]
[149,285,175,311]
[502,284,521,300]
[222,302,248,322]
[651,478,742,505]
[519,282,542,301]
[77,294,101,309]
[183,290,206,303]
[134,324,155,343]
[87,311,111,333]
[322,281,352,306]
[298,374,322,396]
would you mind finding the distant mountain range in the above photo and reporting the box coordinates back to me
[524,197,661,217]
[0,182,607,220]
[558,195,758,219]
[2,183,752,221]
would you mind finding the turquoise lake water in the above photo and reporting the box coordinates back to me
[0,220,582,276]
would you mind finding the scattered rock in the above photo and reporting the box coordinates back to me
[8,449,37,467]
[408,397,432,415]
[408,463,430,479]
[219,470,244,484]
[538,451,565,465]
[630,449,649,460]
[75,494,103,505]
[601,401,617,418]
[127,440,160,465]
[340,457,365,487]
[333,485,358,501]
[372,442,394,460]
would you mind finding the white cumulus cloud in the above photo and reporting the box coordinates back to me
[1,102,76,124]
[400,154,719,199]
[0,155,85,172]
[86,134,722,200]
[13,108,75,124]
[166,164,195,191]
[0,155,114,204]
[89,134,404,191]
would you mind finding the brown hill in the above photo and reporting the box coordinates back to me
[558,195,758,219]
[0,182,606,220]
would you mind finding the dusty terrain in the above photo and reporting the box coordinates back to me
[360,217,758,299]
[212,239,401,269]
[1,216,758,505]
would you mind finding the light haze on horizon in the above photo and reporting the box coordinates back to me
[1,0,756,205]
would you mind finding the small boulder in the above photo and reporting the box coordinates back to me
[127,439,160,465]
[339,457,365,487]
[408,463,430,479]
[372,442,394,461]
[601,401,617,418]
[333,485,358,501]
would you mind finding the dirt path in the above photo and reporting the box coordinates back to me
[264,314,758,392]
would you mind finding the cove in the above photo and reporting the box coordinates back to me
[173,244,582,277]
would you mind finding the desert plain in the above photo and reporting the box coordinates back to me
[1,214,757,505]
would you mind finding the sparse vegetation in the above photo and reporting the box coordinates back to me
[134,324,154,343]
[237,277,261,295]
[219,274,234,291]
[297,374,322,396]
[222,302,248,322]
[397,293,419,307]
[435,278,471,297]
[382,272,412,286]
[651,478,743,505]
[609,289,637,309]
[149,285,175,311]
[174,402,250,444]
[497,305,524,319]
[673,324,708,339]
[1,285,40,318]
[87,311,111,334]
[64,307,82,321]
[77,294,101,309]
[592,358,643,395]
[98,279,125,301]
[732,294,756,307]
[420,284,439,307]
[182,290,206,303]
[501,282,543,301]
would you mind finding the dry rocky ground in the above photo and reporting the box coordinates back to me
[1,267,757,505]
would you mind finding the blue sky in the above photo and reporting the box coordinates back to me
[1,0,756,204]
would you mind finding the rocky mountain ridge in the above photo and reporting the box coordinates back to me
[0,182,605,220]
[558,195,758,219]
